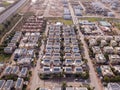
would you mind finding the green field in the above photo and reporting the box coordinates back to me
[79,17,120,22]
[48,18,73,25]
[79,17,103,22]
[114,23,120,30]
[0,54,11,62]
[2,1,11,7]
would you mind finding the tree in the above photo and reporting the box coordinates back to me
[103,76,110,83]
[81,72,89,79]
[36,88,39,90]
[62,82,67,90]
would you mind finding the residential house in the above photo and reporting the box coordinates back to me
[4,47,14,54]
[113,65,120,73]
[105,36,113,42]
[42,67,51,74]
[46,45,53,52]
[64,46,71,53]
[72,46,79,53]
[114,36,120,42]
[100,40,108,47]
[64,53,72,59]
[89,38,97,46]
[53,46,60,52]
[73,59,83,66]
[64,59,73,66]
[3,80,13,90]
[92,46,102,54]
[52,58,61,66]
[74,67,83,74]
[51,67,62,74]
[110,40,117,47]
[8,43,17,49]
[15,78,24,90]
[52,53,60,58]
[44,53,52,58]
[0,80,5,90]
[17,57,33,66]
[64,67,72,74]
[3,66,12,75]
[114,47,120,54]
[53,87,61,90]
[109,55,120,64]
[76,87,88,90]
[0,63,5,73]
[73,53,81,59]
[107,83,120,90]
[103,46,114,54]
[42,59,51,66]
[66,87,74,90]
[100,65,114,76]
[11,66,19,75]
[19,67,28,78]
[95,54,106,63]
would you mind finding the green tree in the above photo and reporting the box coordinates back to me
[103,76,110,83]
[62,82,67,90]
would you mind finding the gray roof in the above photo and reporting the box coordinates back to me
[16,78,23,88]
[11,66,19,74]
[108,83,120,90]
[66,87,74,90]
[4,66,12,74]
[53,87,61,90]
[0,80,5,88]
[20,67,28,76]
[4,80,13,89]
[76,87,88,90]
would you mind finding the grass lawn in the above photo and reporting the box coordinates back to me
[1,75,18,80]
[2,1,11,7]
[0,24,4,30]
[79,17,120,22]
[49,18,73,25]
[0,54,11,62]
[114,23,120,30]
[22,85,27,90]
[79,17,104,22]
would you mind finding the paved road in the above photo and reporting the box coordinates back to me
[68,0,104,90]
[0,0,28,24]
[43,0,50,17]
[78,1,86,12]
[30,41,44,90]
[30,25,49,90]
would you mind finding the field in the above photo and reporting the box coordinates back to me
[0,53,11,62]
[114,23,120,30]
[48,18,73,25]
[2,1,11,7]
[79,17,120,22]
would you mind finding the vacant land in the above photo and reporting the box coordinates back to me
[49,18,73,25]
[79,17,120,22]
[114,23,120,30]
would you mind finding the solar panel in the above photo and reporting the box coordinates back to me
[0,80,5,88]
[16,78,23,87]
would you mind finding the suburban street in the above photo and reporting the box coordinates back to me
[30,25,49,90]
[1,0,120,90]
[68,0,104,90]
[30,0,106,89]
